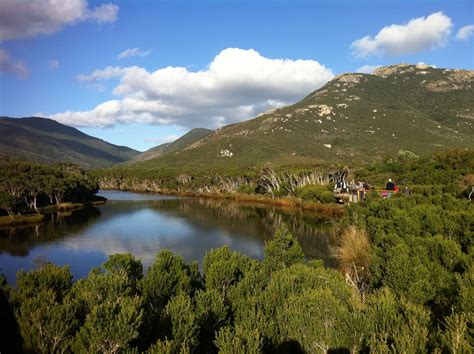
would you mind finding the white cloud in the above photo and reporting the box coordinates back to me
[0,0,119,41]
[88,3,119,23]
[49,59,60,70]
[144,135,180,145]
[118,48,151,59]
[351,12,452,57]
[76,66,130,83]
[355,64,381,74]
[0,49,28,78]
[49,48,334,129]
[455,24,474,41]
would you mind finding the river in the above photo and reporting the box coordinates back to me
[0,190,339,283]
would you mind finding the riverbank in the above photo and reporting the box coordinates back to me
[39,198,107,213]
[0,214,45,227]
[0,197,107,228]
[100,187,344,218]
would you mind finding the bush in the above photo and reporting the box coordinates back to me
[263,223,305,272]
[296,184,335,203]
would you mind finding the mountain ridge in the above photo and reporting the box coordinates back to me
[118,63,473,173]
[0,116,139,168]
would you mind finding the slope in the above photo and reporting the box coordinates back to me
[0,117,139,168]
[120,64,473,173]
[131,128,213,162]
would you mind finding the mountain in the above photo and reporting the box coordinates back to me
[0,117,139,168]
[120,64,474,172]
[131,128,213,162]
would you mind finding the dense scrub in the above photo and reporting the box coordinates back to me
[0,160,99,216]
[1,220,472,353]
[95,166,347,205]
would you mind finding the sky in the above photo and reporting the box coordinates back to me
[0,0,473,151]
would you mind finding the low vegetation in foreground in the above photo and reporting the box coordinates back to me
[0,160,101,226]
[1,181,473,353]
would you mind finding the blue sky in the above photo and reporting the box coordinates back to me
[1,0,473,151]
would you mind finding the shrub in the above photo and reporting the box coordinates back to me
[297,184,335,203]
[335,226,371,297]
[263,223,305,272]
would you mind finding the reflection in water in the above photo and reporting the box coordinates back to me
[0,190,338,283]
[0,208,102,256]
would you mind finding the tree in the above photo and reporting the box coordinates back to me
[263,223,305,272]
[0,192,21,217]
[16,290,78,353]
[203,246,252,295]
[73,295,143,353]
[215,325,263,354]
[165,294,198,351]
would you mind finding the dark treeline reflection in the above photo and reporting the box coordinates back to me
[0,207,101,256]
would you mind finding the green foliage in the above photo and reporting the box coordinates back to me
[203,246,253,295]
[165,294,198,351]
[16,290,78,353]
[141,250,201,313]
[279,288,350,352]
[0,192,21,216]
[15,262,73,302]
[439,312,473,353]
[263,223,305,272]
[366,288,430,353]
[296,184,335,203]
[73,295,143,353]
[214,325,263,354]
[0,159,99,215]
[194,289,229,350]
[103,253,143,289]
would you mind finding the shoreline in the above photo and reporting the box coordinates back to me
[100,187,345,218]
[0,199,106,228]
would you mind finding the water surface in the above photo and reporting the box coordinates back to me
[0,190,338,283]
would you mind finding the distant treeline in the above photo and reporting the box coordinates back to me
[95,149,474,204]
[0,160,98,216]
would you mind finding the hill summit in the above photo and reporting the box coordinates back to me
[122,64,473,172]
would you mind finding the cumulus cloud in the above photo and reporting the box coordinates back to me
[76,66,130,83]
[456,24,474,41]
[118,48,151,59]
[49,59,60,70]
[355,64,382,74]
[0,0,119,41]
[49,48,334,129]
[351,12,452,57]
[0,49,28,78]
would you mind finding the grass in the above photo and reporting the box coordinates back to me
[334,226,372,297]
[335,226,371,272]
[38,200,106,214]
[0,214,45,227]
